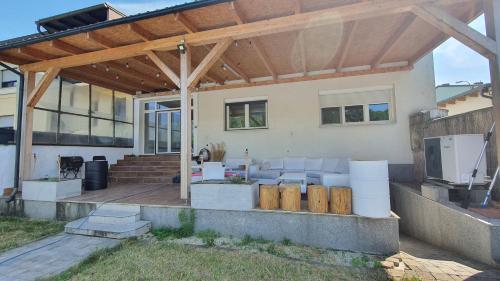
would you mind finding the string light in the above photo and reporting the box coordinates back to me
[105,66,110,72]
[91,64,97,68]
[140,80,145,85]
[115,74,120,80]
[125,62,130,68]
[156,72,160,78]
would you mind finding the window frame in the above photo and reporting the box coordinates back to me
[225,99,268,131]
[32,77,134,148]
[319,86,395,127]
[1,68,17,89]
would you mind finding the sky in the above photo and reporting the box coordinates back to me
[0,0,491,86]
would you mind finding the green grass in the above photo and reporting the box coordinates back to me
[0,216,65,252]
[43,240,389,281]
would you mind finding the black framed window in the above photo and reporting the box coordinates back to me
[321,107,341,125]
[1,69,17,88]
[225,100,268,130]
[33,77,134,147]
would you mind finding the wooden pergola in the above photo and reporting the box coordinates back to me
[0,0,498,199]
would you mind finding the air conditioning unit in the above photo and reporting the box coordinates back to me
[424,135,487,184]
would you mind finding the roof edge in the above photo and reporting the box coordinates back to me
[0,0,232,52]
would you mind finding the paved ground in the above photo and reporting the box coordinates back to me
[0,233,120,281]
[385,235,500,281]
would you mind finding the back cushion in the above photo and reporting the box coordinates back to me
[262,159,284,170]
[284,157,306,171]
[225,158,246,169]
[322,158,339,173]
[336,157,351,174]
[305,158,323,171]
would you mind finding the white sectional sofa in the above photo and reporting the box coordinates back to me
[249,157,350,185]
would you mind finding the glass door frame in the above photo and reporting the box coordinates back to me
[155,109,181,154]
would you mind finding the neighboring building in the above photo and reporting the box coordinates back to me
[0,62,18,129]
[436,83,492,116]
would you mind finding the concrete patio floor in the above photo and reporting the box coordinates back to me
[385,235,500,281]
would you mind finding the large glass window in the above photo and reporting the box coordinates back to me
[32,77,134,147]
[225,100,267,130]
[1,69,17,88]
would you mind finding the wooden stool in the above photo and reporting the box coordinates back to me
[330,187,352,215]
[260,185,280,210]
[307,185,328,213]
[280,184,301,211]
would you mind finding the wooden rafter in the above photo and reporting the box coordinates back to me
[62,68,138,94]
[335,21,358,70]
[22,0,458,72]
[411,4,497,59]
[188,38,233,87]
[17,47,55,60]
[28,67,60,107]
[127,23,157,41]
[294,0,307,75]
[86,31,115,48]
[175,11,250,83]
[371,14,416,68]
[146,50,180,87]
[230,2,277,80]
[50,39,161,88]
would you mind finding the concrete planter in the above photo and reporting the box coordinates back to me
[22,179,82,202]
[191,182,259,211]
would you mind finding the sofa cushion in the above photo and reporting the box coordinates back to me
[262,159,284,170]
[284,157,306,171]
[250,170,281,179]
[336,158,351,174]
[306,171,322,179]
[305,158,323,171]
[225,158,251,170]
[322,158,339,173]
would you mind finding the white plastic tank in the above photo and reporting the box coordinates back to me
[349,160,390,218]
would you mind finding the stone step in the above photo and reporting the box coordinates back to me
[110,165,179,172]
[65,218,151,239]
[123,155,180,161]
[108,171,178,177]
[88,209,140,225]
[109,176,175,184]
[116,160,180,166]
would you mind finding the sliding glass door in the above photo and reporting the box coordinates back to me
[155,110,181,154]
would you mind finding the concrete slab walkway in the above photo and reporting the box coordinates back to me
[0,233,120,281]
[385,235,500,281]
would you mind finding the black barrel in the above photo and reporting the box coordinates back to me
[85,161,108,190]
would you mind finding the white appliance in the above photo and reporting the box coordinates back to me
[424,135,487,184]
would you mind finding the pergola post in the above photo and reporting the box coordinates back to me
[180,45,192,200]
[484,0,500,171]
[20,71,35,181]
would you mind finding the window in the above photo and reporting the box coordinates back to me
[369,103,390,121]
[321,107,341,125]
[1,69,17,88]
[32,77,134,147]
[225,100,267,130]
[319,86,394,126]
[344,105,364,123]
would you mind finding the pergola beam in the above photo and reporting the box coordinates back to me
[188,38,233,87]
[176,11,249,83]
[371,14,416,68]
[21,0,458,72]
[146,50,180,87]
[27,67,60,107]
[17,47,55,60]
[294,0,307,75]
[411,4,497,59]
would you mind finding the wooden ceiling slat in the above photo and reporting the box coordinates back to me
[294,0,307,75]
[86,31,116,48]
[127,23,157,41]
[230,1,277,80]
[17,47,56,61]
[371,14,417,68]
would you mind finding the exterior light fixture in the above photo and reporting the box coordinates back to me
[177,39,186,54]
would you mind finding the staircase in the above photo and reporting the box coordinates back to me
[65,203,151,239]
[109,154,180,184]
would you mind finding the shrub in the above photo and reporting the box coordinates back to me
[281,238,292,246]
[196,229,219,247]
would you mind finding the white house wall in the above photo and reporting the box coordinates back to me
[0,145,132,191]
[195,54,436,165]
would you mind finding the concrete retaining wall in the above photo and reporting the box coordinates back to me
[390,183,500,267]
[0,199,399,255]
[143,205,399,255]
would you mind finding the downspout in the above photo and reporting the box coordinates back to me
[0,62,24,203]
